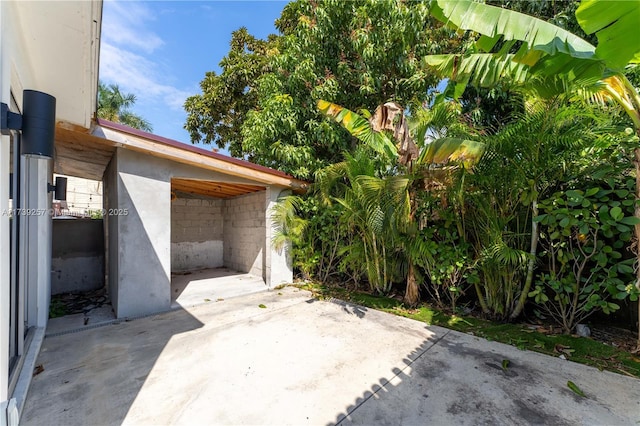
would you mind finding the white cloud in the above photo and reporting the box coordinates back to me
[100,42,191,111]
[100,0,197,125]
[102,1,164,54]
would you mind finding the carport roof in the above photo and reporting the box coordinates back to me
[54,119,308,193]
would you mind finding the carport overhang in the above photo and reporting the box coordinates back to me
[53,118,309,195]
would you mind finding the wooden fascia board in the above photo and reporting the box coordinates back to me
[56,121,118,150]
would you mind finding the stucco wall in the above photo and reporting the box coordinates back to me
[265,188,293,287]
[51,219,104,295]
[171,196,224,272]
[109,149,171,318]
[223,191,266,277]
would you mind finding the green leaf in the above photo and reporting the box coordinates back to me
[428,0,604,94]
[423,53,530,89]
[317,100,397,160]
[418,137,485,169]
[501,359,510,371]
[435,0,595,59]
[585,187,600,197]
[620,216,640,226]
[617,263,634,274]
[610,206,623,221]
[258,304,267,309]
[616,291,629,300]
[566,189,584,199]
[576,0,640,69]
[567,381,586,398]
[533,214,547,223]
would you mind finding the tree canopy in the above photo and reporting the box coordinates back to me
[97,81,152,132]
[184,0,462,179]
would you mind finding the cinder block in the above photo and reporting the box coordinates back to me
[172,205,191,214]
[172,198,187,206]
[171,211,185,222]
[186,199,202,207]
[176,220,192,228]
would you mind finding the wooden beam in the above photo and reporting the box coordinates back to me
[54,121,116,180]
[172,178,266,199]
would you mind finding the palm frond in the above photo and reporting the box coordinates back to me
[317,100,397,160]
[576,0,640,69]
[432,0,596,59]
[418,137,485,170]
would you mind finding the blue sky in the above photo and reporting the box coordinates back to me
[99,1,287,151]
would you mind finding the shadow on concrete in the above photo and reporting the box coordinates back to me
[327,298,369,319]
[329,324,640,426]
[22,291,640,425]
[22,168,204,425]
[329,336,441,425]
[20,306,204,426]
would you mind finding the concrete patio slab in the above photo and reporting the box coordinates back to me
[20,287,640,425]
[171,267,267,308]
[46,268,265,337]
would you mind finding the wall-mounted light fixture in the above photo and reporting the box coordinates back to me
[1,90,56,159]
[21,90,56,158]
[48,176,67,200]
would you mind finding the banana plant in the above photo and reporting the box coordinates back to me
[318,99,484,306]
[423,0,640,144]
[424,0,640,328]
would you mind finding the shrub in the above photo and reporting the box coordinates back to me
[532,181,639,333]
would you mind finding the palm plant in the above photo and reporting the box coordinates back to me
[318,99,483,306]
[97,81,153,132]
[467,99,611,319]
[316,148,410,294]
[423,1,640,267]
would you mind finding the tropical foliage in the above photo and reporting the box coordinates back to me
[97,81,152,132]
[190,0,640,341]
[185,0,463,179]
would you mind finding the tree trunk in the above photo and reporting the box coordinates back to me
[404,184,420,307]
[511,199,539,320]
[404,262,420,307]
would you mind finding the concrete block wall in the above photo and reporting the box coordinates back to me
[171,196,224,272]
[51,218,104,295]
[223,191,266,277]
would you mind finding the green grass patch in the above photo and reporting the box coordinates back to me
[49,298,68,319]
[296,282,640,378]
